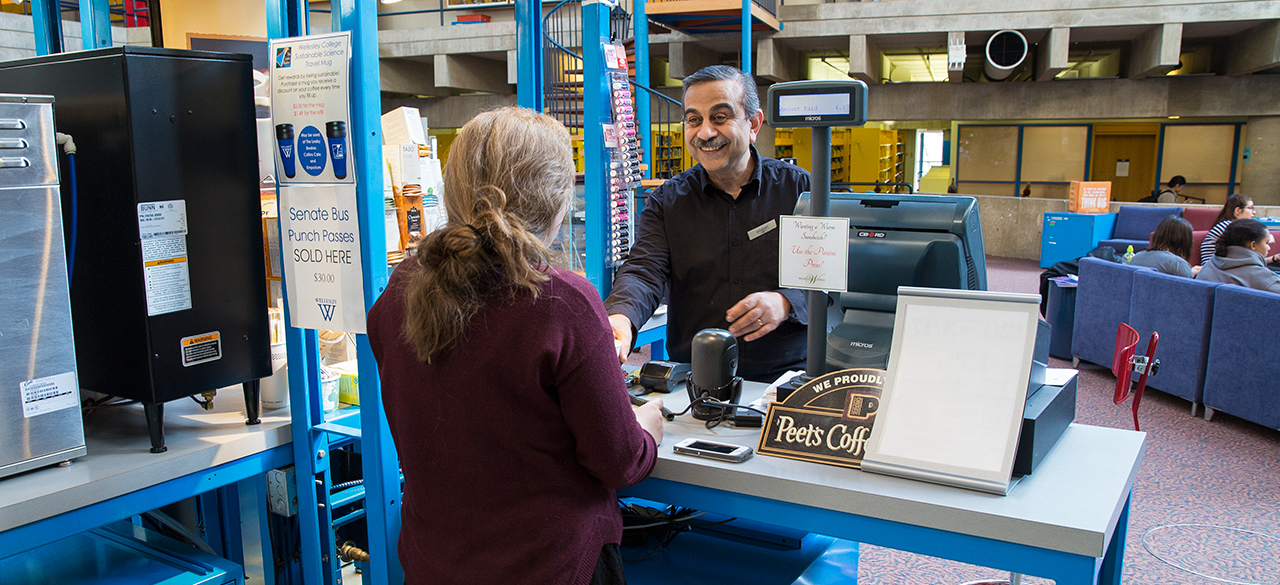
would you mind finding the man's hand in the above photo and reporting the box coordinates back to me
[609,314,634,363]
[726,292,790,342]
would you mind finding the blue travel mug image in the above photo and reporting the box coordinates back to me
[326,121,347,180]
[276,123,296,179]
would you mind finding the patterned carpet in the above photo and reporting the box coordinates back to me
[852,256,1280,585]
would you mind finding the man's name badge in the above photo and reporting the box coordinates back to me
[748,219,777,240]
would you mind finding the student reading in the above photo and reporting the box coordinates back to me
[1128,216,1199,277]
[605,65,812,383]
[368,108,665,585]
[1196,219,1280,293]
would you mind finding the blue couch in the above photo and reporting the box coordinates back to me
[1202,286,1280,430]
[1074,258,1279,428]
[1127,271,1222,415]
[1098,206,1182,255]
[1071,258,1150,369]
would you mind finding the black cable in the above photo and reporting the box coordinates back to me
[619,502,700,561]
[331,479,364,493]
[663,396,768,428]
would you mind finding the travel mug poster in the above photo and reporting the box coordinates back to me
[270,31,354,185]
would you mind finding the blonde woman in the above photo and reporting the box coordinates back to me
[369,107,664,585]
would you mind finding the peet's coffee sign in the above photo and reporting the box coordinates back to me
[757,368,883,469]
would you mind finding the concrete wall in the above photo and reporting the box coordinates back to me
[1240,116,1280,204]
[776,0,1280,39]
[382,93,517,130]
[954,195,1280,261]
[868,75,1280,122]
[947,194,1067,261]
[0,12,147,61]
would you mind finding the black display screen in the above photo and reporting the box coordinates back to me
[766,80,868,128]
[686,441,738,454]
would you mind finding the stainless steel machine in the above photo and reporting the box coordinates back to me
[0,94,86,479]
[0,48,271,454]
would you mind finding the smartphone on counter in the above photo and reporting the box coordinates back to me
[672,438,754,463]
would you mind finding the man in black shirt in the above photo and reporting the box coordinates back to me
[605,65,812,382]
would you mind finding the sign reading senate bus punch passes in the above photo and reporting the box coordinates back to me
[757,368,883,469]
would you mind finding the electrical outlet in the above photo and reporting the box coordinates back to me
[268,466,298,517]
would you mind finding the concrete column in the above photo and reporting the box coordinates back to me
[1226,21,1280,76]
[668,42,720,79]
[1240,116,1280,205]
[1129,23,1182,79]
[380,58,437,96]
[947,31,966,83]
[434,53,513,95]
[758,38,800,82]
[507,49,518,85]
[848,34,881,85]
[1036,27,1069,81]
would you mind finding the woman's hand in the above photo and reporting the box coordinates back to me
[634,398,665,445]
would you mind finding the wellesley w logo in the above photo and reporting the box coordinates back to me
[315,298,338,322]
[276,47,291,68]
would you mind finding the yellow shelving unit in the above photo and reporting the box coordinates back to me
[571,134,585,174]
[774,129,795,162]
[775,127,883,185]
[877,129,906,189]
[652,129,691,179]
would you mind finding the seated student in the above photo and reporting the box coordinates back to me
[1128,215,1197,278]
[367,107,665,585]
[1156,175,1186,204]
[1195,218,1280,293]
[1199,194,1254,266]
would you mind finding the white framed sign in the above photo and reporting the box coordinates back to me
[860,287,1042,495]
[279,184,367,333]
[778,215,849,292]
[269,31,354,185]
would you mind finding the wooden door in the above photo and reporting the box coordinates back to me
[1090,134,1157,202]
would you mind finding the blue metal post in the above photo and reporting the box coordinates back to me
[30,0,63,55]
[264,2,332,584]
[78,0,111,50]
[334,1,404,584]
[635,0,651,177]
[515,0,544,111]
[583,0,610,297]
[267,0,308,38]
[741,0,751,74]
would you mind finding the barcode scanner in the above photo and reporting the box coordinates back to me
[687,328,743,421]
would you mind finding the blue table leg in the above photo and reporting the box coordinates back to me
[1097,493,1131,585]
[634,324,667,361]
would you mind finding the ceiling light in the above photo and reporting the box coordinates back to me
[381,0,403,4]
[1168,116,1180,120]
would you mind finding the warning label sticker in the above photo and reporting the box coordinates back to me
[139,201,193,316]
[181,332,222,367]
[20,371,79,418]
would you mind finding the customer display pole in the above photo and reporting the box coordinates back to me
[764,80,868,381]
[806,128,831,376]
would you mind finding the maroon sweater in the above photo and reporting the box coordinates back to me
[368,262,658,585]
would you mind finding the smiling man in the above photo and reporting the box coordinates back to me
[605,65,812,383]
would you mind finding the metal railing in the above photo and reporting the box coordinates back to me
[542,0,687,177]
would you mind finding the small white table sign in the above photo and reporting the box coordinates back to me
[778,215,849,292]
